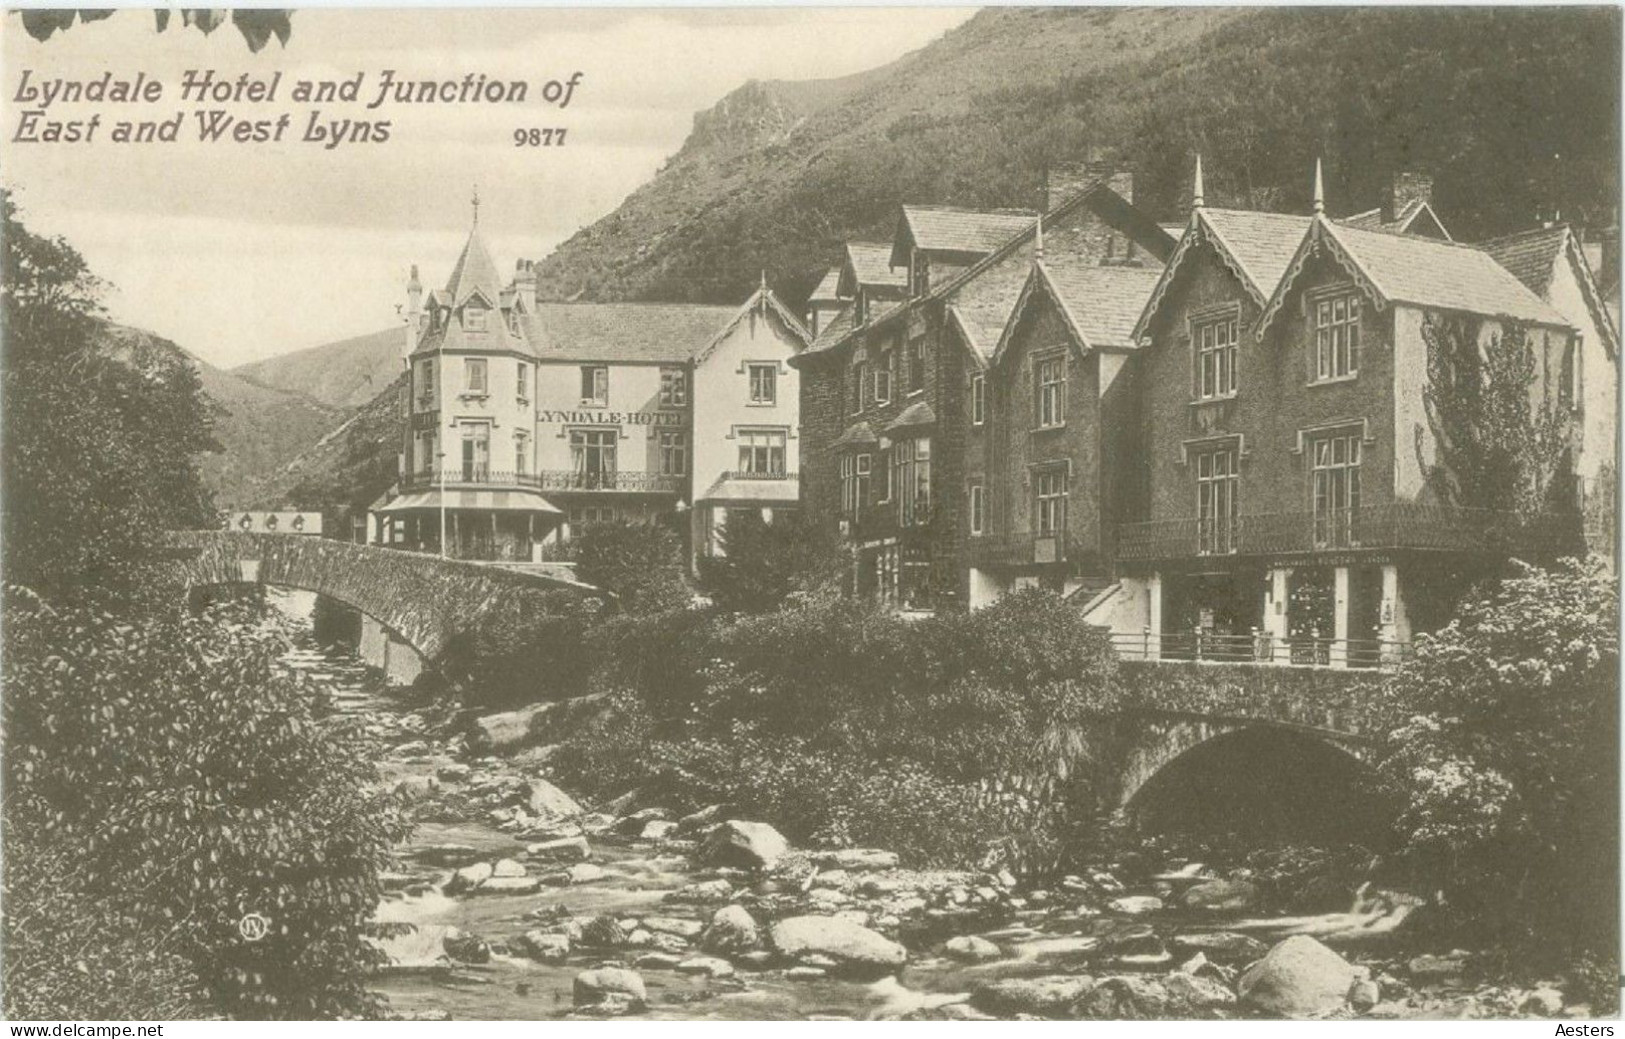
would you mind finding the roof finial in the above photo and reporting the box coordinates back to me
[760,269,768,292]
[1035,212,1045,262]
[472,184,481,226]
[1312,158,1325,215]
[1192,154,1205,210]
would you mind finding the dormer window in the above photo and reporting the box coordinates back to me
[465,305,488,332]
[464,358,488,395]
[507,309,520,334]
[911,250,930,297]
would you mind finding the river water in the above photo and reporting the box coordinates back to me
[265,589,1441,1021]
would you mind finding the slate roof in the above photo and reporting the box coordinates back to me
[948,255,1038,362]
[809,267,844,303]
[830,420,879,449]
[1338,200,1452,240]
[1478,225,1570,297]
[807,302,857,355]
[1199,209,1316,299]
[893,206,1037,265]
[1039,262,1165,351]
[845,243,906,289]
[520,302,738,363]
[882,400,937,435]
[1324,221,1570,327]
[697,474,800,504]
[444,226,507,307]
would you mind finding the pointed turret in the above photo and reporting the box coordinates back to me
[1312,157,1325,215]
[443,224,505,309]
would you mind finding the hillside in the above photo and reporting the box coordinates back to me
[244,372,404,522]
[528,6,1619,308]
[96,324,341,508]
[233,325,404,410]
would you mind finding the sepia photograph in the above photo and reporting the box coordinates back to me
[0,2,1619,1025]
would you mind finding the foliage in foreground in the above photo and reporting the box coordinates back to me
[696,508,845,613]
[2,591,411,1019]
[1373,558,1618,961]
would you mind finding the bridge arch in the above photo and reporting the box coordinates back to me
[164,532,603,666]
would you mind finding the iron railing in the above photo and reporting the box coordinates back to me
[400,468,684,494]
[1116,504,1591,562]
[966,530,1073,566]
[718,469,798,481]
[1108,628,1411,670]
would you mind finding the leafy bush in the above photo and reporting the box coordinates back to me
[2,591,411,1019]
[1372,558,1618,957]
[441,589,606,710]
[570,519,692,614]
[697,509,845,613]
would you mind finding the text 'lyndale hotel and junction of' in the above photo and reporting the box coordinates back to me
[349,156,1618,672]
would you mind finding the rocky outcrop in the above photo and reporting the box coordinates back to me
[1238,935,1359,1018]
[769,915,907,977]
[700,904,759,955]
[698,820,790,870]
[970,975,1095,1018]
[573,967,646,1011]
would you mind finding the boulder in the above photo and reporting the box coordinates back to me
[675,803,731,835]
[474,876,543,895]
[1171,931,1269,965]
[512,930,570,964]
[769,915,908,977]
[642,916,704,940]
[442,929,490,964]
[701,904,759,954]
[943,935,1003,963]
[436,763,471,783]
[373,924,457,973]
[443,861,494,895]
[1180,878,1259,911]
[1521,987,1564,1017]
[566,863,608,885]
[1405,953,1467,982]
[414,843,482,867]
[699,820,790,870]
[1238,935,1358,1018]
[491,857,528,878]
[528,836,591,863]
[641,820,680,841]
[809,848,901,872]
[970,975,1095,1018]
[472,703,550,753]
[1348,978,1381,1013]
[635,952,683,971]
[1107,894,1164,915]
[613,807,670,834]
[666,879,734,904]
[676,956,736,978]
[579,915,628,948]
[527,779,583,821]
[573,967,646,1009]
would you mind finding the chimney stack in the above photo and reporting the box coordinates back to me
[1385,171,1433,223]
[514,259,538,311]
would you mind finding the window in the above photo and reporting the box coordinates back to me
[875,450,892,503]
[514,432,530,476]
[416,359,436,410]
[1195,315,1238,399]
[1036,356,1066,428]
[464,358,488,395]
[911,251,929,297]
[896,436,931,526]
[571,505,616,528]
[748,363,777,406]
[855,453,872,509]
[1195,446,1239,555]
[660,367,688,407]
[517,362,529,401]
[1561,334,1583,412]
[1313,294,1360,382]
[414,429,436,475]
[1036,469,1068,537]
[851,362,866,414]
[580,366,608,406]
[969,483,985,536]
[909,336,926,393]
[1311,433,1361,548]
[874,350,893,405]
[569,428,617,489]
[737,428,787,475]
[970,374,986,426]
[464,305,487,332]
[658,431,688,476]
[461,422,491,481]
[840,455,858,516]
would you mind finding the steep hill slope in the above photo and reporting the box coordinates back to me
[232,325,404,410]
[244,373,404,521]
[528,6,1618,307]
[96,324,341,508]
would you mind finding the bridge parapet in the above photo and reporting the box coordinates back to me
[163,531,604,660]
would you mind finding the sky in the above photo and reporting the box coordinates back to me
[1,7,975,369]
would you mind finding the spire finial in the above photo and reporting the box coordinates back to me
[472,184,481,226]
[1192,154,1205,210]
[761,269,768,292]
[1035,212,1045,261]
[1312,158,1325,215]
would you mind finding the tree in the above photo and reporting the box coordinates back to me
[570,518,692,614]
[14,9,293,52]
[1372,558,1617,970]
[1,192,219,602]
[1420,313,1571,520]
[697,508,844,613]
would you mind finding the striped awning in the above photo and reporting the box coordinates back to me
[376,488,563,514]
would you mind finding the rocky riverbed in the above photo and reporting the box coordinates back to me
[276,608,1596,1022]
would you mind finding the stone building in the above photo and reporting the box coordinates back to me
[374,210,810,567]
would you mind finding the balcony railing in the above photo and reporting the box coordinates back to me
[1108,628,1410,670]
[1116,504,1591,562]
[967,530,1071,566]
[719,469,798,481]
[401,468,684,494]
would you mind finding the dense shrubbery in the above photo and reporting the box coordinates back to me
[442,589,606,710]
[1372,558,1618,963]
[548,588,1121,871]
[697,509,844,613]
[570,518,692,614]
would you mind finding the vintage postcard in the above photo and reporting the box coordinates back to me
[1,3,1618,1026]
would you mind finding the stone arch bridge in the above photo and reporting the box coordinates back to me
[163,532,605,673]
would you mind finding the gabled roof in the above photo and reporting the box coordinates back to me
[1481,224,1620,358]
[841,242,907,295]
[991,261,1162,366]
[693,287,811,366]
[891,206,1038,266]
[808,268,844,304]
[1131,208,1314,341]
[805,301,857,357]
[1339,200,1453,241]
[1256,217,1572,338]
[882,400,936,435]
[520,302,738,363]
[444,226,507,308]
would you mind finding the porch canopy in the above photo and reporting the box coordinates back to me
[698,475,800,505]
[377,488,563,514]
